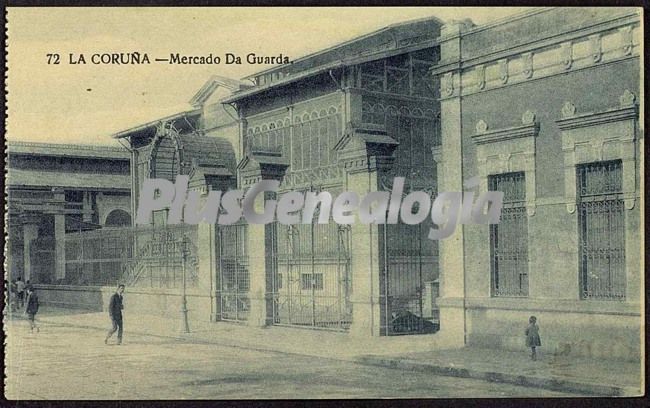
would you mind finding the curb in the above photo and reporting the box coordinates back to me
[356,355,638,397]
[25,316,640,397]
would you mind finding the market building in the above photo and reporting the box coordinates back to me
[6,142,132,286]
[30,7,642,361]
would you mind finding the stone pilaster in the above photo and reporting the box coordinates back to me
[54,213,66,281]
[82,191,92,222]
[431,19,474,347]
[335,123,398,337]
[21,216,40,282]
[52,188,67,282]
[237,151,289,327]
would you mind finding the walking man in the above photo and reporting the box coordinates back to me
[24,287,40,332]
[105,284,125,345]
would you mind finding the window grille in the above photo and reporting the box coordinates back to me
[300,273,324,291]
[577,160,625,300]
[489,172,529,297]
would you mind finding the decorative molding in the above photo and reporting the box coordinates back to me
[442,72,454,97]
[475,120,488,134]
[522,52,534,79]
[521,110,536,125]
[458,10,638,67]
[476,64,486,90]
[620,26,633,56]
[441,18,640,98]
[471,122,539,145]
[472,113,539,216]
[589,34,602,63]
[561,101,577,118]
[558,93,638,213]
[498,58,509,84]
[335,123,398,175]
[556,105,637,131]
[431,145,443,164]
[619,89,636,107]
[560,41,573,70]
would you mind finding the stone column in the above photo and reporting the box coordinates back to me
[195,222,216,320]
[54,213,66,281]
[335,124,398,337]
[237,152,288,327]
[22,217,40,282]
[51,188,67,281]
[430,19,474,347]
[82,191,92,222]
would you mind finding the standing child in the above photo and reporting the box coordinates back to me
[24,287,40,333]
[525,315,541,360]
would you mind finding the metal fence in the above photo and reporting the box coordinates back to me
[272,222,352,330]
[382,221,439,335]
[578,160,626,300]
[30,236,56,284]
[63,224,199,288]
[217,222,250,321]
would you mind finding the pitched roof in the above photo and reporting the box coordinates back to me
[7,168,130,190]
[7,141,130,160]
[179,133,238,175]
[111,109,201,140]
[189,75,253,107]
[223,16,443,103]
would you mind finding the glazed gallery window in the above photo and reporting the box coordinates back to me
[489,172,529,297]
[577,160,626,300]
[357,47,440,98]
[246,109,342,173]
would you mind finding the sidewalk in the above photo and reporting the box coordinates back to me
[11,307,642,397]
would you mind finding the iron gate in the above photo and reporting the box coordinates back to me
[217,222,250,321]
[578,160,626,300]
[382,221,439,335]
[272,222,352,330]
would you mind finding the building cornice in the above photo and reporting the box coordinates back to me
[556,105,638,131]
[471,121,539,145]
[459,12,639,70]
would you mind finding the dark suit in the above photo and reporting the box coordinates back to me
[106,293,124,344]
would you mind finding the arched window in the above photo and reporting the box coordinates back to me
[104,209,132,227]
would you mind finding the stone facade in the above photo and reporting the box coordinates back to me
[433,8,642,360]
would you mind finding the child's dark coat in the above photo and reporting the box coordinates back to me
[525,323,541,347]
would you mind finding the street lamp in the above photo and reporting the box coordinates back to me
[180,234,190,333]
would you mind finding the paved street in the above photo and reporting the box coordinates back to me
[4,318,577,399]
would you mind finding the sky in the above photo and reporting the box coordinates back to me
[6,7,529,146]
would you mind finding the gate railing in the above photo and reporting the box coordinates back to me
[271,222,352,331]
[63,224,199,288]
[382,221,439,335]
[217,222,250,321]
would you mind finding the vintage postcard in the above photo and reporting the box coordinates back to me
[4,6,645,400]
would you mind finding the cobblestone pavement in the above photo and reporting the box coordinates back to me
[4,319,578,399]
